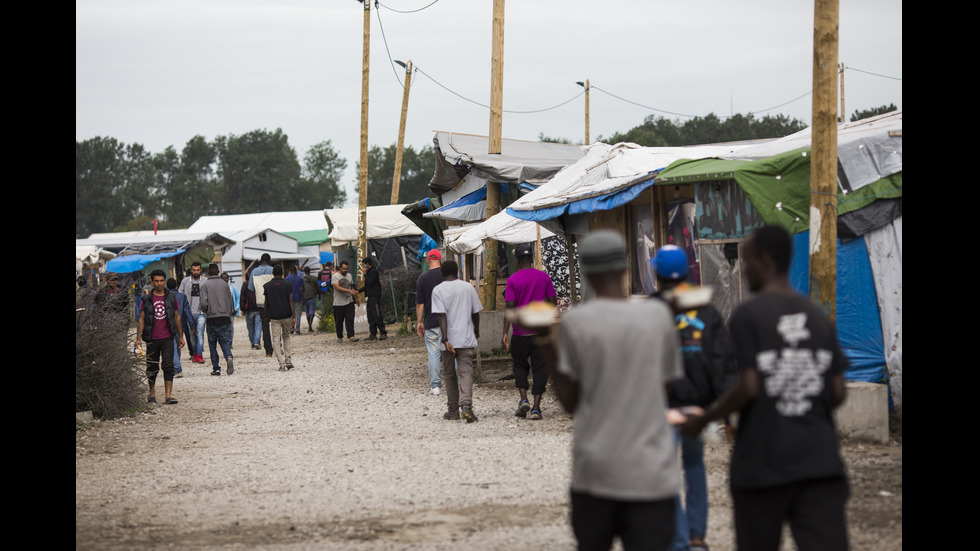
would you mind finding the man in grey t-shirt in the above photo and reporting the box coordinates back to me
[331,261,359,342]
[431,260,482,423]
[541,229,683,551]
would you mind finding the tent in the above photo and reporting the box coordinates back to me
[324,204,425,272]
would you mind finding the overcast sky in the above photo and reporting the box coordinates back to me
[76,0,902,207]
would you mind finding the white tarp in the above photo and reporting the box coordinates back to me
[865,216,902,406]
[324,204,423,246]
[188,211,330,233]
[445,216,555,255]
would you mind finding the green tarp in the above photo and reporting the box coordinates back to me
[655,147,903,235]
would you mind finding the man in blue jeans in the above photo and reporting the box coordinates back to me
[652,245,736,551]
[415,249,445,395]
[178,262,207,364]
[201,263,235,376]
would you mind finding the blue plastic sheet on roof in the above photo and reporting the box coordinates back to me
[788,231,887,385]
[418,233,438,260]
[506,174,658,222]
[320,251,335,265]
[106,250,185,274]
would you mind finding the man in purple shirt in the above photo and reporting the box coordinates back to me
[502,243,557,420]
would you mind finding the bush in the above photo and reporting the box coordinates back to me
[75,305,146,419]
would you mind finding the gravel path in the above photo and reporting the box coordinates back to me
[75,317,902,550]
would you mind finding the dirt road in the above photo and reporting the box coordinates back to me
[75,318,902,550]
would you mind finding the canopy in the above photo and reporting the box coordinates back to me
[106,250,185,274]
[188,210,330,234]
[323,204,423,246]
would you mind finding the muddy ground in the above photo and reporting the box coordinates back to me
[75,317,901,550]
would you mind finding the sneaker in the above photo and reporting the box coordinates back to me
[193,354,204,364]
[348,337,360,343]
[429,387,441,396]
[378,334,387,341]
[286,362,294,370]
[689,539,710,551]
[337,338,344,344]
[366,335,377,341]
[515,399,531,418]
[210,370,221,376]
[252,343,261,350]
[460,407,478,423]
[174,371,183,379]
[443,410,460,421]
[226,357,234,375]
[528,409,543,421]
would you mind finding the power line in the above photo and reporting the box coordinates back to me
[845,66,902,81]
[413,66,585,114]
[376,0,440,14]
[374,4,407,88]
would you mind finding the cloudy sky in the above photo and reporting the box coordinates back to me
[76,0,902,206]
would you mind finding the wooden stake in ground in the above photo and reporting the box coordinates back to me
[483,0,505,310]
[810,0,839,322]
[357,0,371,283]
[391,60,413,205]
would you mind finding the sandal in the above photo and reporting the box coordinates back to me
[164,397,179,405]
[529,409,543,420]
[147,396,156,404]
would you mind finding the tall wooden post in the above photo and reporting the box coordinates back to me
[391,60,413,205]
[839,62,846,123]
[357,0,370,281]
[584,78,590,144]
[810,0,839,321]
[483,0,505,310]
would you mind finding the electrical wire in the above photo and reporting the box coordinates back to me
[414,66,585,114]
[845,66,902,81]
[374,4,407,88]
[376,0,440,14]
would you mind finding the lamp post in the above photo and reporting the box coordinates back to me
[576,79,590,145]
[391,60,413,205]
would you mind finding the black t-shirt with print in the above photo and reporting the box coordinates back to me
[728,291,848,489]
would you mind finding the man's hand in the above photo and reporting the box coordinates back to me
[290,318,295,327]
[177,336,185,350]
[445,341,456,355]
[501,333,510,351]
[678,412,707,439]
[416,321,424,338]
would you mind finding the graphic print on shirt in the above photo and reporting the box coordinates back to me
[756,312,833,417]
[154,298,167,323]
[675,310,704,355]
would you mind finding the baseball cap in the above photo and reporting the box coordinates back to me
[514,243,533,258]
[652,245,689,280]
[578,230,628,274]
[426,249,442,261]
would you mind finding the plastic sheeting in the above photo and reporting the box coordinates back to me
[106,250,185,274]
[324,204,423,246]
[788,231,887,385]
[864,217,902,406]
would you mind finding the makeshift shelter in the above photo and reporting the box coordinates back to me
[451,111,902,403]
[76,245,117,289]
[76,231,235,283]
[218,229,308,287]
[324,204,425,272]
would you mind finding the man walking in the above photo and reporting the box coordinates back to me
[331,261,359,343]
[431,260,482,423]
[359,257,388,340]
[201,263,235,376]
[651,245,736,551]
[539,230,683,551]
[263,265,295,371]
[240,269,262,350]
[415,249,444,395]
[166,278,194,379]
[302,266,319,333]
[178,262,207,364]
[681,225,850,551]
[286,265,304,334]
[248,254,276,357]
[502,243,556,421]
[135,270,184,405]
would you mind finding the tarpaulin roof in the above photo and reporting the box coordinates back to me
[76,231,234,256]
[282,228,331,246]
[106,250,185,274]
[323,204,423,246]
[188,210,330,234]
[429,131,585,194]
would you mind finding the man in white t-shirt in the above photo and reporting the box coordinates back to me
[431,260,482,423]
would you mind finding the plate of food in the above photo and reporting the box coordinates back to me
[511,301,558,329]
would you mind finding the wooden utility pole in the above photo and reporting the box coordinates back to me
[810,0,839,321]
[357,0,370,280]
[839,62,846,123]
[483,0,505,310]
[391,60,413,205]
[583,79,590,144]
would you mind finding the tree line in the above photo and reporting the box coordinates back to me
[76,106,896,238]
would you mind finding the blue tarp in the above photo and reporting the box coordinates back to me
[418,233,438,261]
[788,231,887,385]
[320,251,335,265]
[506,173,659,222]
[106,250,185,274]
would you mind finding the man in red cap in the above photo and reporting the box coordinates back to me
[415,248,445,395]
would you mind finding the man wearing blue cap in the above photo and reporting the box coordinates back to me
[652,245,737,551]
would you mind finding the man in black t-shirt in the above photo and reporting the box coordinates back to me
[415,249,445,395]
[682,225,850,551]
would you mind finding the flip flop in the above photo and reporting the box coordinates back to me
[147,396,156,404]
[164,397,179,405]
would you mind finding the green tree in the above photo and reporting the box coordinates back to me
[355,144,436,205]
[77,137,149,237]
[216,128,302,213]
[599,112,805,147]
[298,140,348,209]
[850,104,898,122]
